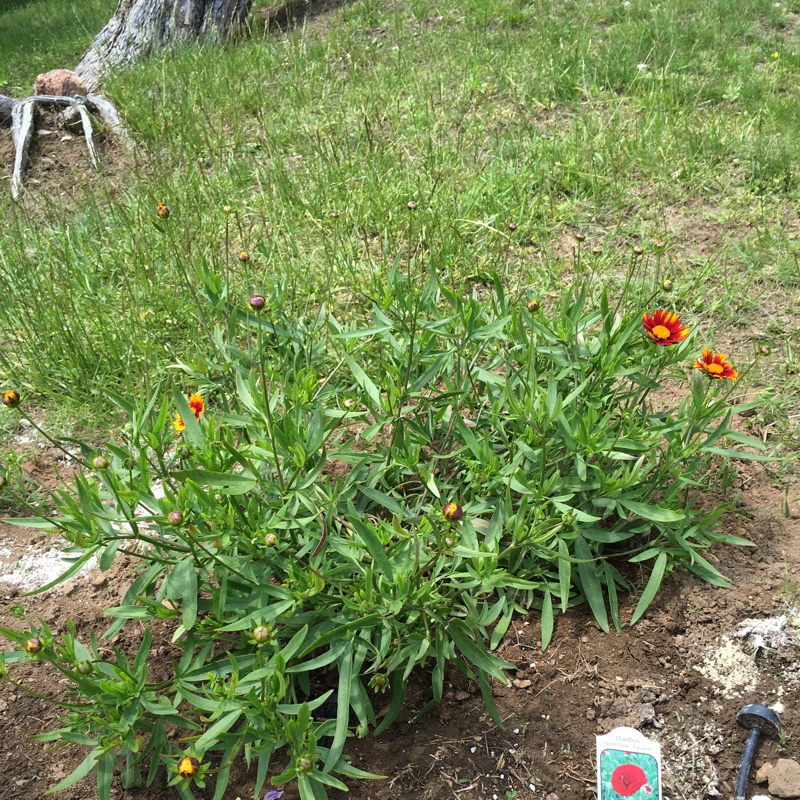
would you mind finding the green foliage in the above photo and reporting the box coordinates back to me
[0,260,764,798]
[0,0,117,93]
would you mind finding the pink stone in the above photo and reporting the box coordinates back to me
[33,69,88,98]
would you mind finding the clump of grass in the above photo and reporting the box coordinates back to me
[0,0,116,93]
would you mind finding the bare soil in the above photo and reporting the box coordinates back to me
[0,440,798,800]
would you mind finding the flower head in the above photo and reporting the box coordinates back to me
[2,390,20,407]
[174,394,204,431]
[91,455,109,470]
[249,295,267,311]
[238,250,250,263]
[177,756,200,779]
[693,348,738,381]
[157,202,170,219]
[642,309,689,346]
[189,393,204,419]
[443,502,463,522]
[526,299,540,313]
[25,637,42,654]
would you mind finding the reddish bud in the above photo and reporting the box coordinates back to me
[167,511,184,526]
[249,295,267,311]
[443,502,463,521]
[25,637,42,654]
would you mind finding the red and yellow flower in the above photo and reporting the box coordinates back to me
[693,348,738,381]
[173,393,205,431]
[642,309,688,346]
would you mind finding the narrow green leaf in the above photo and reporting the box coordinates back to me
[448,619,512,683]
[195,709,241,750]
[345,355,382,408]
[557,539,571,613]
[541,590,554,650]
[347,516,393,579]
[23,546,101,596]
[323,640,353,772]
[574,535,609,633]
[46,748,102,793]
[618,499,685,523]
[630,552,668,626]
[97,749,113,800]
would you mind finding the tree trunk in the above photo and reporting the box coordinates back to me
[75,0,254,91]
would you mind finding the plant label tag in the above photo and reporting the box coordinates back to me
[596,726,662,799]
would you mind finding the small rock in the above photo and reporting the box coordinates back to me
[586,709,596,720]
[769,758,800,798]
[454,690,471,701]
[756,762,774,784]
[545,794,560,800]
[33,69,88,97]
[752,795,772,800]
[91,574,107,588]
[512,679,531,689]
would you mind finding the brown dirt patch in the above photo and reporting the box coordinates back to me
[0,107,130,211]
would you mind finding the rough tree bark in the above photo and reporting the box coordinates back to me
[75,0,254,91]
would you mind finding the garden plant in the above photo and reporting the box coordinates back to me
[0,236,766,800]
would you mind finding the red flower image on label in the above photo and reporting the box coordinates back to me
[611,763,649,796]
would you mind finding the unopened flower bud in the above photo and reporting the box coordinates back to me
[177,755,200,779]
[167,511,184,526]
[633,245,644,255]
[443,536,455,548]
[264,533,279,548]
[91,455,109,470]
[25,637,42,654]
[157,203,170,219]
[252,625,271,644]
[508,222,517,231]
[443,502,463,521]
[372,673,389,689]
[330,210,340,219]
[661,279,673,292]
[223,205,232,213]
[249,295,266,311]
[407,201,417,210]
[653,241,666,252]
[575,232,586,242]
[761,345,772,355]
[2,390,20,407]
[592,245,602,255]
[343,398,356,409]
[297,756,314,773]
[238,250,250,263]
[76,660,92,675]
[526,299,540,313]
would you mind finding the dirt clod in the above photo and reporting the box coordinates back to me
[768,759,800,798]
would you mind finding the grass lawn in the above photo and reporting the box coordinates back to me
[1,0,798,442]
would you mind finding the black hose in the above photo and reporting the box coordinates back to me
[734,728,760,800]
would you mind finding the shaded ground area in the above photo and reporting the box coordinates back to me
[0,449,797,800]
